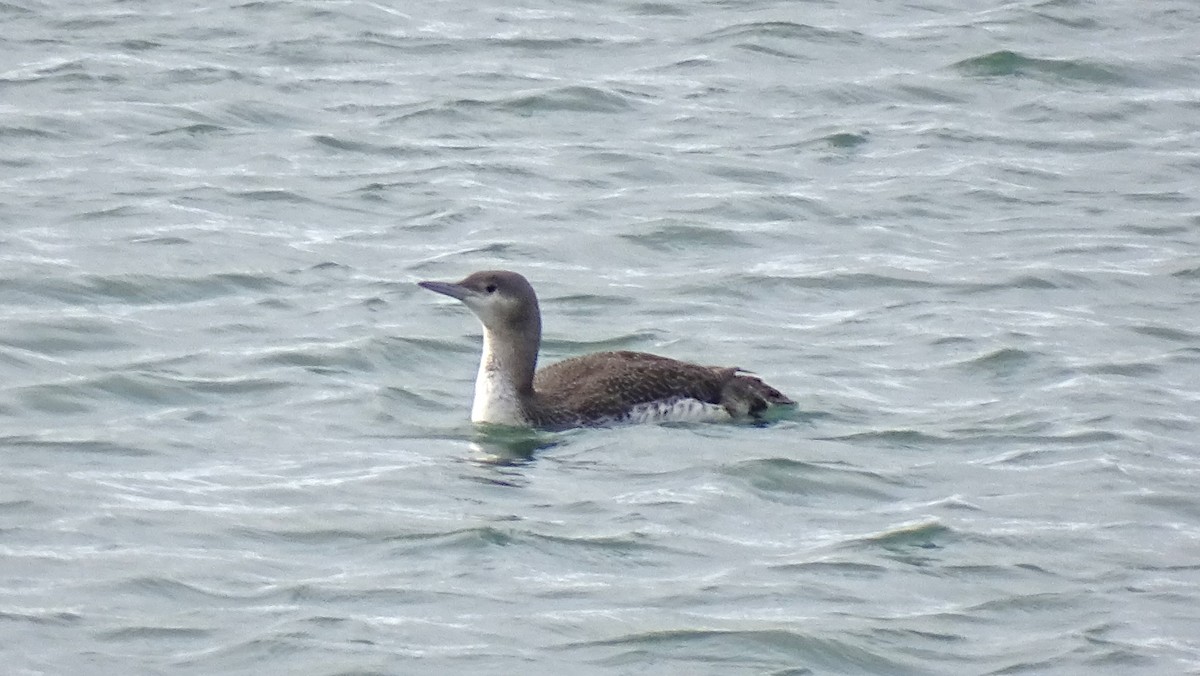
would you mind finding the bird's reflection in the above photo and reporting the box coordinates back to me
[467,423,563,466]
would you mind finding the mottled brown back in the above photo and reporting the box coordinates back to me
[530,350,791,426]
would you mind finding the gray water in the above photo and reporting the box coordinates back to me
[3,0,1199,673]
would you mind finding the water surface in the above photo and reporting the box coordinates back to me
[3,0,1199,673]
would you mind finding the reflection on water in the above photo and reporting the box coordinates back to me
[468,423,563,465]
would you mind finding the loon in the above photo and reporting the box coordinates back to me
[418,270,794,429]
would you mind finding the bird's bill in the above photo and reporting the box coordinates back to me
[418,280,471,301]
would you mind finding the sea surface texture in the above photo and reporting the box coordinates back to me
[3,1,1199,674]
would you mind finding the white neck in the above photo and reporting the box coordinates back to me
[470,329,526,425]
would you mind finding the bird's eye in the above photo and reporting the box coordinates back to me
[485,284,497,293]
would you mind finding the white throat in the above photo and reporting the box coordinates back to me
[470,329,526,425]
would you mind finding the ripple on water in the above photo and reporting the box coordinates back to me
[0,609,83,626]
[381,524,676,566]
[3,436,156,458]
[252,342,375,374]
[724,271,942,292]
[0,317,133,354]
[835,519,953,553]
[1128,324,1199,343]
[566,628,919,674]
[628,2,688,18]
[2,272,285,307]
[951,50,1134,85]
[718,457,902,506]
[957,347,1038,376]
[8,371,290,416]
[97,625,213,643]
[619,222,755,252]
[499,85,638,114]
[698,21,864,46]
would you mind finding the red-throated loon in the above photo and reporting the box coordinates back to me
[418,270,794,428]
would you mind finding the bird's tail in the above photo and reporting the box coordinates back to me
[720,372,794,418]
